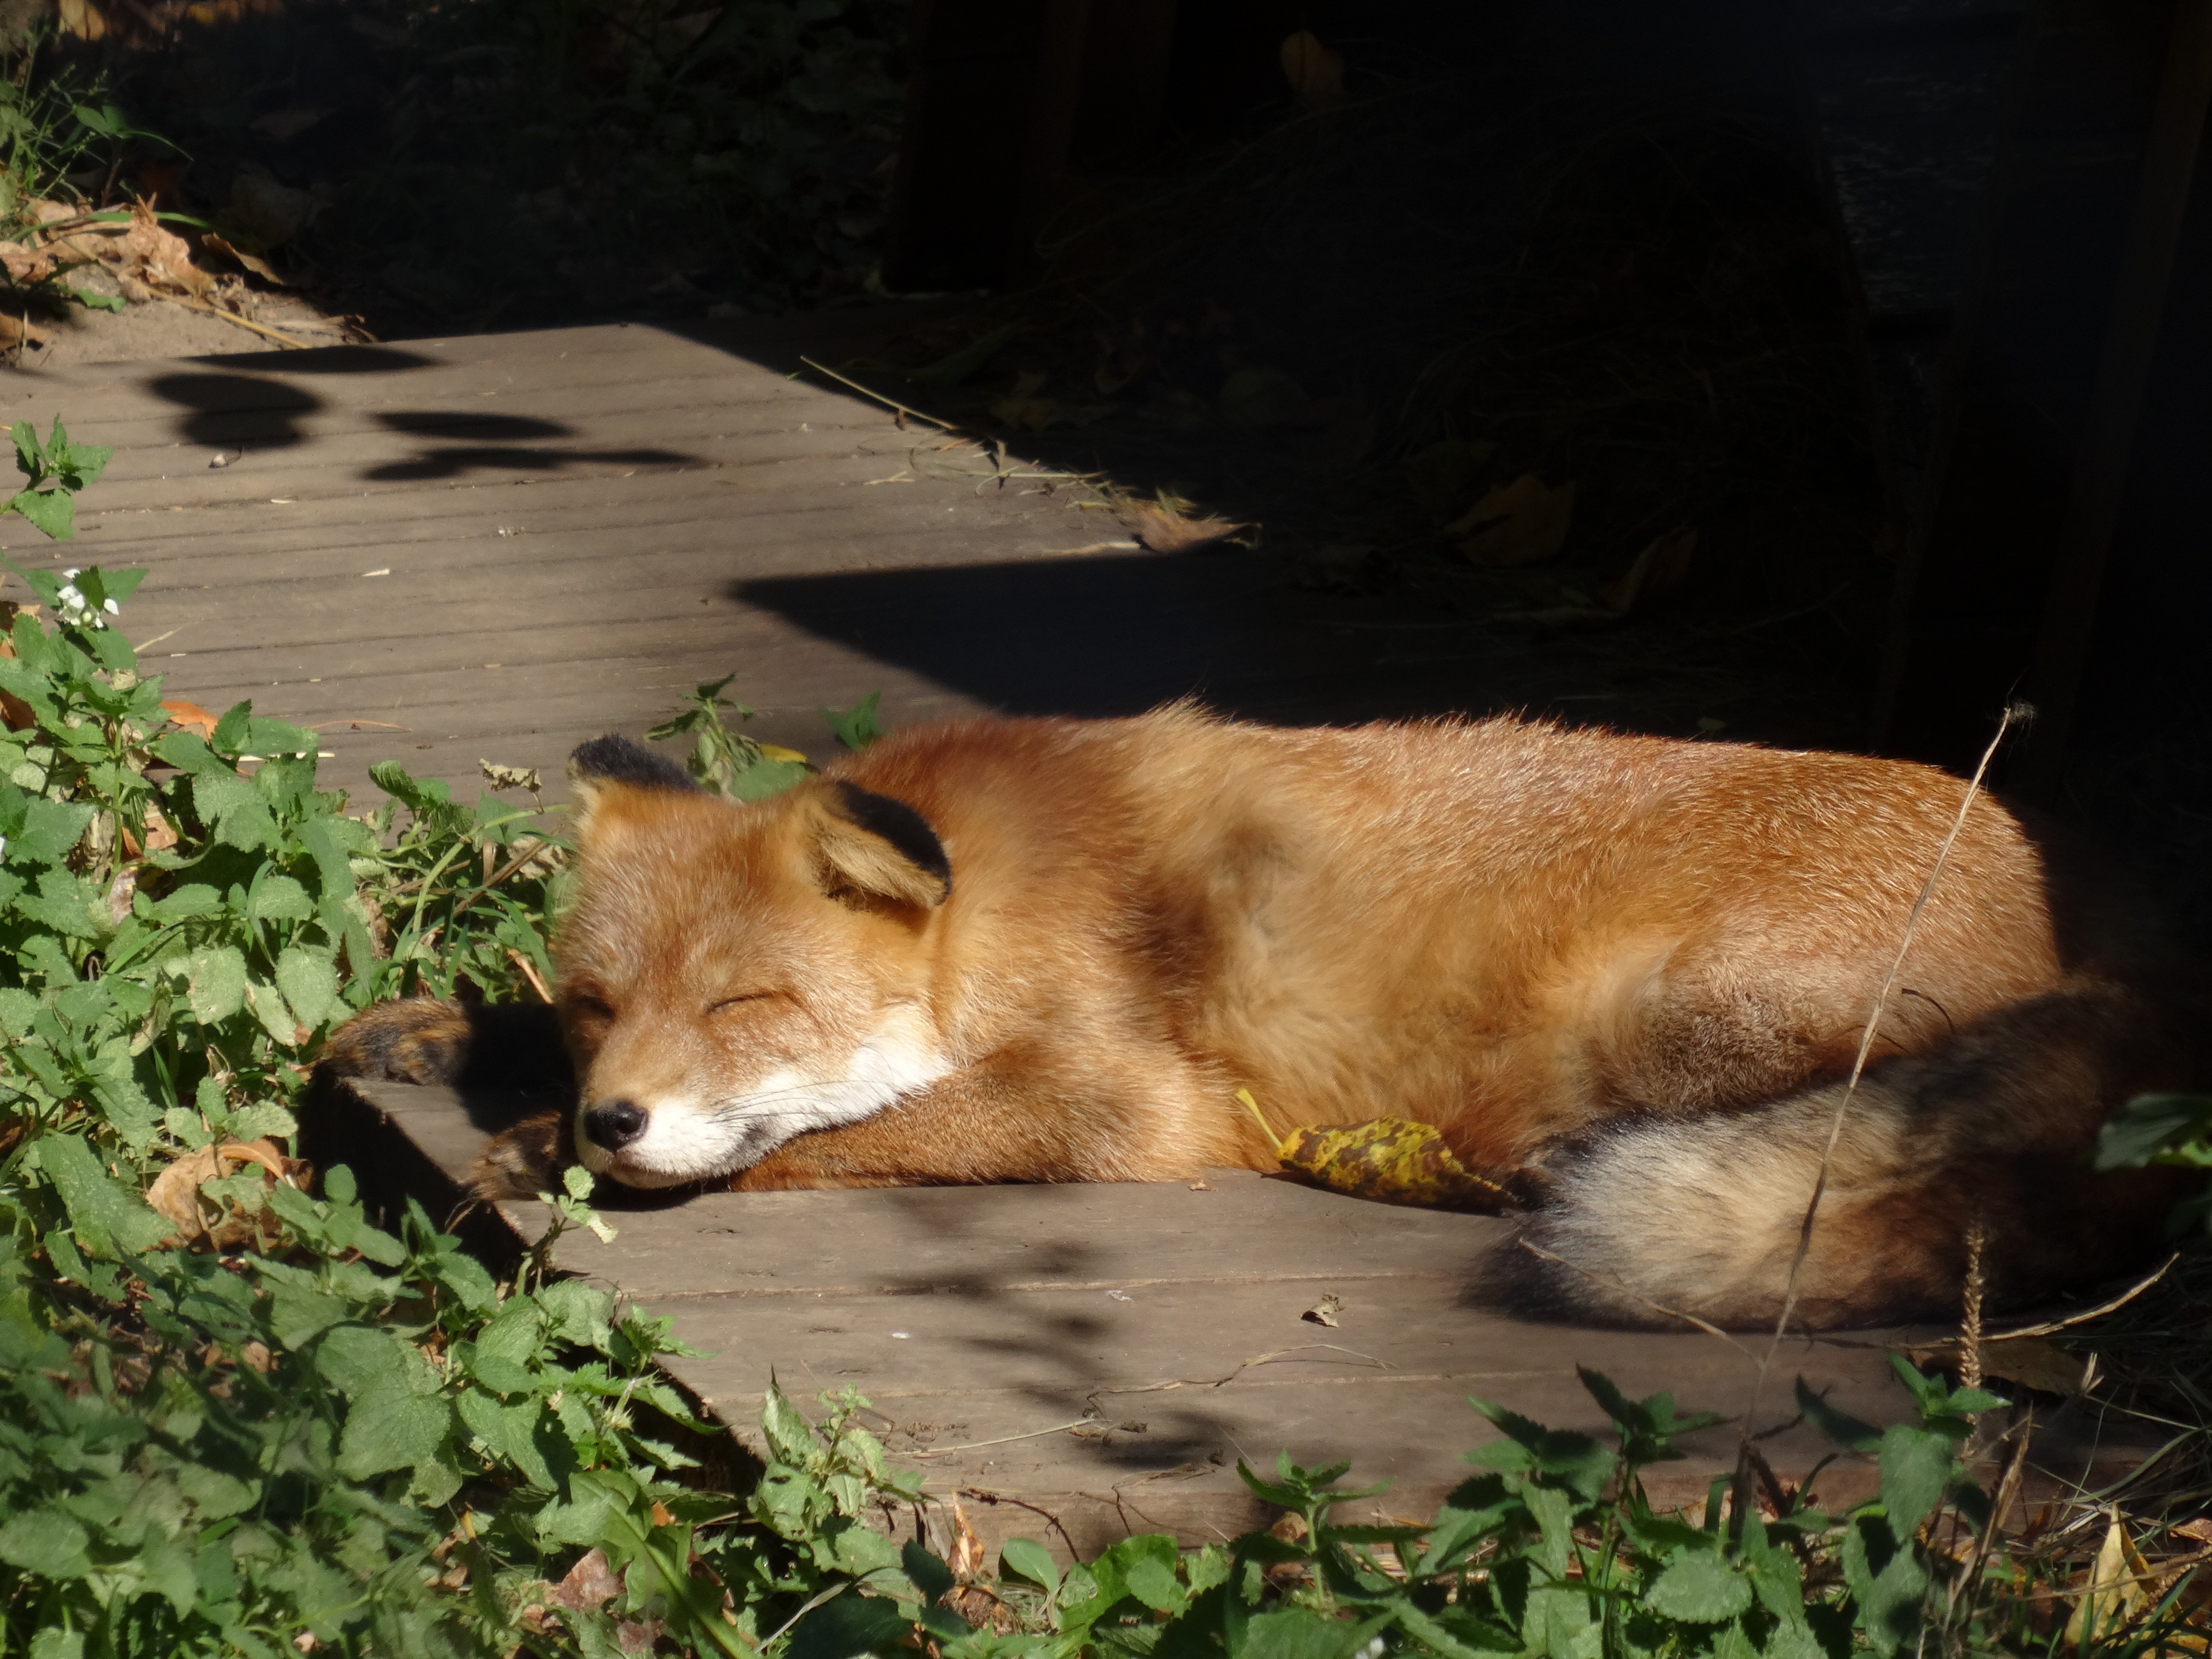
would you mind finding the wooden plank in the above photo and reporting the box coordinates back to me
[320,1077,2166,1560]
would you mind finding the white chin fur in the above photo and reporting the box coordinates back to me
[579,1008,951,1187]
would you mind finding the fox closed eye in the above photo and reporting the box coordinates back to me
[707,991,779,1015]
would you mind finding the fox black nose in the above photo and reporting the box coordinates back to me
[583,1100,647,1151]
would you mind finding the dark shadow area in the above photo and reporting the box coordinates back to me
[361,441,694,483]
[732,547,1847,744]
[138,361,702,478]
[148,369,323,449]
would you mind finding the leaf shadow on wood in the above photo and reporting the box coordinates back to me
[137,349,704,481]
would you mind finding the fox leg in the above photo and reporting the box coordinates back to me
[733,1042,1248,1191]
[317,998,573,1095]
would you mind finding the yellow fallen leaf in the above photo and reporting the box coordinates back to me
[1447,474,1574,566]
[1238,1089,1505,1209]
[760,744,807,763]
[2066,1509,2152,1648]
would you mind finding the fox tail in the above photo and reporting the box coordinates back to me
[1489,980,2197,1330]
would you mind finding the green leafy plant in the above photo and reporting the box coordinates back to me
[2095,1092,2212,1237]
[645,673,812,801]
[4,418,111,539]
[646,676,888,797]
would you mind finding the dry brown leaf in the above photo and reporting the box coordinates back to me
[0,241,59,284]
[1600,527,1697,614]
[945,1499,1007,1627]
[2066,1511,2153,1647]
[204,232,289,286]
[480,760,542,793]
[145,1138,309,1250]
[544,1547,624,1611]
[1301,1293,1343,1328]
[1447,474,1575,566]
[1978,1335,2095,1397]
[1126,499,1248,553]
[162,699,221,737]
[120,199,215,297]
[1279,30,1344,113]
[947,1499,986,1580]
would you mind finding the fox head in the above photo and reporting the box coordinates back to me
[553,735,953,1187]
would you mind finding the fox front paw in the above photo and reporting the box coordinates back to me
[467,1110,571,1201]
[317,998,476,1086]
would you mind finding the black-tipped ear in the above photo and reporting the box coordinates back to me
[802,780,951,909]
[568,735,703,797]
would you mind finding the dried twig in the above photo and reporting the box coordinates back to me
[168,297,314,349]
[797,356,958,431]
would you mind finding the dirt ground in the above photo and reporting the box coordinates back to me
[7,284,357,368]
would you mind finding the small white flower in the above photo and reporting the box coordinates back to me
[101,598,118,615]
[60,567,78,579]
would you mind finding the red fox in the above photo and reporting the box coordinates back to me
[320,707,2200,1330]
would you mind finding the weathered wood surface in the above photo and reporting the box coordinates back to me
[326,1077,2161,1560]
[6,315,1537,809]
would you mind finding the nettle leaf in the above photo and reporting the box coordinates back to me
[193,770,277,852]
[40,1132,173,1258]
[0,986,36,1036]
[1874,1424,1954,1536]
[275,945,341,1030]
[2094,1092,2212,1169]
[1645,1550,1754,1623]
[317,1323,437,1398]
[264,1281,351,1349]
[248,873,315,923]
[338,1390,453,1480]
[1000,1537,1059,1595]
[244,979,300,1045]
[210,702,254,756]
[11,484,77,541]
[13,796,94,864]
[148,882,222,920]
[178,944,248,1025]
[0,1504,92,1578]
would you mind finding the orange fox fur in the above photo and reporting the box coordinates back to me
[320,707,2199,1329]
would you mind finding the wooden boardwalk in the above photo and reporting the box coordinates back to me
[12,314,1551,806]
[37,317,2157,1553]
[324,1076,2155,1561]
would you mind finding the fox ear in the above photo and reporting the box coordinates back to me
[568,735,704,820]
[799,780,950,910]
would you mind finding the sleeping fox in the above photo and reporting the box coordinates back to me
[319,707,2200,1330]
